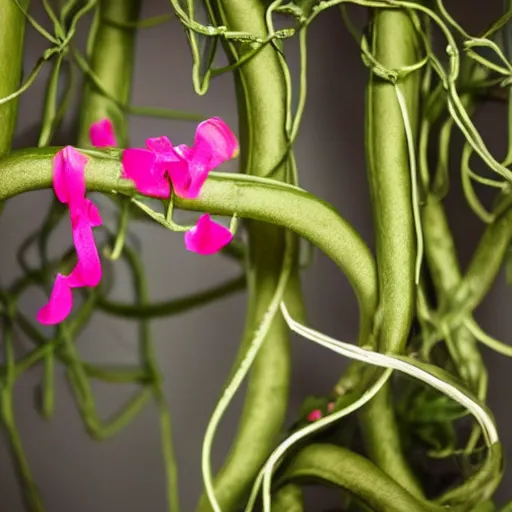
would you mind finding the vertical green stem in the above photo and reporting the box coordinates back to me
[124,246,181,512]
[0,3,38,508]
[77,0,142,147]
[197,1,305,510]
[0,0,28,156]
[359,8,423,497]
[1,306,44,512]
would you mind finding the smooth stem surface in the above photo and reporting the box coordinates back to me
[77,0,142,147]
[359,8,423,496]
[278,444,439,512]
[197,1,305,510]
[0,0,28,156]
[0,149,377,332]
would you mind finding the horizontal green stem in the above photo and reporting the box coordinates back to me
[0,148,378,342]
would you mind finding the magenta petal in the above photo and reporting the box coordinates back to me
[167,159,204,199]
[69,215,102,287]
[89,118,117,147]
[168,144,209,199]
[53,146,88,205]
[121,148,170,198]
[194,117,239,169]
[184,214,233,255]
[36,274,73,325]
[84,199,102,227]
[145,136,179,159]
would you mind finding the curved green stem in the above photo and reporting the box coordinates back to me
[0,149,377,328]
[98,275,246,318]
[359,8,422,496]
[277,444,437,512]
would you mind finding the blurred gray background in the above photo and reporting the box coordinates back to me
[0,1,510,510]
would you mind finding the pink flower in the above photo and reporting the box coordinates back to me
[169,117,238,199]
[67,203,102,288]
[121,117,238,199]
[36,274,73,325]
[121,147,172,198]
[53,146,87,208]
[307,409,323,422]
[37,147,102,325]
[327,402,335,413]
[184,214,233,255]
[89,118,117,147]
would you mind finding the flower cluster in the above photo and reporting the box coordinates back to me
[37,117,238,325]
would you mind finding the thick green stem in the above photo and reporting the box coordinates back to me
[0,149,377,314]
[359,9,423,496]
[0,0,28,156]
[277,444,439,512]
[196,1,307,509]
[77,0,142,147]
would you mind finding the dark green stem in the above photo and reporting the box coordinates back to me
[358,8,422,496]
[98,275,245,318]
[1,309,44,512]
[122,245,181,512]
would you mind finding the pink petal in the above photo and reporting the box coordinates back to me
[36,274,73,325]
[89,118,117,147]
[307,409,322,422]
[52,146,87,205]
[146,136,178,158]
[167,157,207,199]
[121,148,170,198]
[68,215,102,287]
[168,118,238,199]
[84,199,102,227]
[193,117,239,169]
[184,214,233,255]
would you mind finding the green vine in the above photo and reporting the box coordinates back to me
[1,1,512,511]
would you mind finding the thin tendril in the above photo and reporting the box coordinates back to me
[201,231,294,512]
[395,83,423,283]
